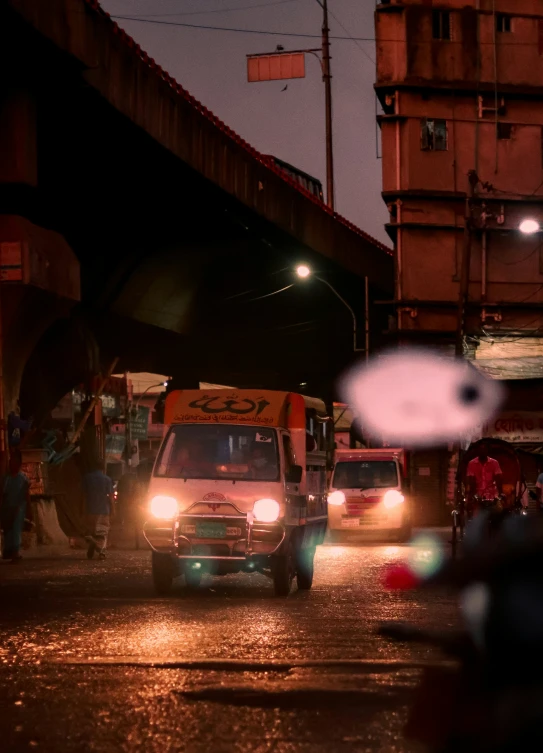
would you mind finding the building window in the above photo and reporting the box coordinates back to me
[496,14,512,33]
[497,123,513,140]
[432,10,451,40]
[421,119,448,151]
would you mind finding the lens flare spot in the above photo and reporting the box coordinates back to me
[382,564,419,591]
[407,533,444,579]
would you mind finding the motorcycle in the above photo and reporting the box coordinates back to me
[381,515,543,752]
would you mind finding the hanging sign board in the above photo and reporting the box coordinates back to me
[129,406,150,441]
[247,52,305,82]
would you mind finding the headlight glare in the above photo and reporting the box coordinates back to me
[327,490,346,506]
[150,495,178,519]
[383,490,405,509]
[253,498,281,523]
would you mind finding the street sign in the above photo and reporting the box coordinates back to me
[106,434,126,462]
[130,406,150,441]
[247,52,305,82]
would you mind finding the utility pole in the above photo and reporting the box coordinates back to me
[125,371,132,470]
[247,0,335,210]
[455,171,478,358]
[322,0,335,211]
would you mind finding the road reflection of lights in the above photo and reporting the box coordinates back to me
[326,546,344,557]
[408,533,444,579]
[384,546,400,557]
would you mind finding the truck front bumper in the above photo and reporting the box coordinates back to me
[143,511,286,561]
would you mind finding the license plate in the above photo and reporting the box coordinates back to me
[359,516,385,526]
[341,518,361,528]
[196,522,227,539]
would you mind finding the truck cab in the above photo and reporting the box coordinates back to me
[144,389,330,596]
[327,448,411,542]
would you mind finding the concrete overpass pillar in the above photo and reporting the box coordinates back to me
[0,87,81,465]
[0,86,38,187]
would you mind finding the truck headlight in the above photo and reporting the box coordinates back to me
[327,490,346,506]
[150,495,178,519]
[253,498,280,523]
[383,490,405,509]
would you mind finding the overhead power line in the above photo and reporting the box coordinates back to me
[111,14,361,39]
[118,0,301,18]
[110,17,543,46]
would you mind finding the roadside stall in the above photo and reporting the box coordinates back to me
[20,448,69,551]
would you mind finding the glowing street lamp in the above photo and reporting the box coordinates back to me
[295,265,368,357]
[296,264,311,279]
[135,380,169,409]
[519,218,540,234]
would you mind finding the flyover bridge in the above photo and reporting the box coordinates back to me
[0,0,393,423]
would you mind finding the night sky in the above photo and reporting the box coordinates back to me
[100,0,389,245]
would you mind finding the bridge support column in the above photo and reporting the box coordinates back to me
[0,83,80,462]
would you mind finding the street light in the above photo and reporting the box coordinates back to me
[519,218,540,235]
[296,264,311,279]
[135,381,169,409]
[295,265,368,357]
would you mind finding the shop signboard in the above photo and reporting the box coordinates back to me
[72,391,120,418]
[129,406,150,441]
[106,434,126,462]
[481,412,543,443]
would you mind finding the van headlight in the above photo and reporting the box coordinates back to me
[150,495,178,519]
[253,498,281,523]
[327,490,346,506]
[383,490,405,509]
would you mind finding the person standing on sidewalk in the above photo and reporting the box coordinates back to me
[0,450,30,561]
[83,462,114,560]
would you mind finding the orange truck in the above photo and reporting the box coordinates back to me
[144,389,330,596]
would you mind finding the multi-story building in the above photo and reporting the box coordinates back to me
[375,1,543,522]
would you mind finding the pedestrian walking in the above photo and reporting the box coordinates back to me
[0,450,30,561]
[83,462,114,560]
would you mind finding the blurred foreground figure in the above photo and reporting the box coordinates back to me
[83,463,114,560]
[381,515,543,752]
[0,450,29,561]
[341,348,503,447]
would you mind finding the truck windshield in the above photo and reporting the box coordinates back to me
[154,425,280,481]
[333,461,399,489]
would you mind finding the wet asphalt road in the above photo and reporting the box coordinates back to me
[0,542,459,753]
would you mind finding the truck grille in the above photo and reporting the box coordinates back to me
[345,496,382,516]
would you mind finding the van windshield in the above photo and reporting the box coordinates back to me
[155,425,280,481]
[333,460,399,490]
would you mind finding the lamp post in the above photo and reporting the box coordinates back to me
[124,378,169,468]
[135,381,169,410]
[295,266,368,358]
[246,0,335,209]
